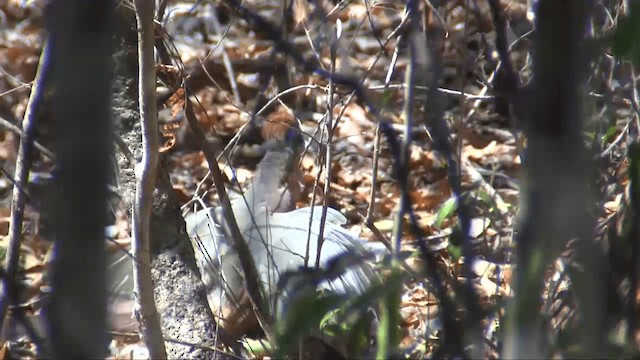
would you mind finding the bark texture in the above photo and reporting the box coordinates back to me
[110,7,229,359]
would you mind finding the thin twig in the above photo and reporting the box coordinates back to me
[0,167,32,203]
[393,20,414,258]
[487,0,521,114]
[0,116,54,159]
[257,84,327,116]
[132,1,167,358]
[0,43,50,336]
[462,158,510,216]
[0,84,31,100]
[217,84,329,165]
[114,133,136,165]
[209,5,242,105]
[600,117,631,158]
[183,88,272,339]
[368,84,495,100]
[304,137,325,268]
[163,336,244,359]
[402,1,470,356]
[314,26,338,269]
[366,33,403,225]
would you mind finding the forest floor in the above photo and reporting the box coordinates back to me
[0,0,637,358]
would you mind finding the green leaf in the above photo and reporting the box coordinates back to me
[274,293,345,356]
[602,125,618,144]
[375,271,403,359]
[434,196,458,228]
[381,89,394,107]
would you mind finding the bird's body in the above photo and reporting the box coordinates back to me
[187,203,381,303]
[108,110,384,337]
[186,174,383,336]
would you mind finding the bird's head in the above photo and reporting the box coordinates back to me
[261,110,304,155]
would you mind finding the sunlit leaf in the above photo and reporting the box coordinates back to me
[434,196,458,228]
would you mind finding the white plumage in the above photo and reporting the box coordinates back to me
[107,115,385,337]
[185,139,384,335]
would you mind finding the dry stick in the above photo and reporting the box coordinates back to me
[114,133,137,166]
[314,30,338,269]
[365,32,403,225]
[0,167,32,204]
[183,89,272,339]
[209,5,242,105]
[257,84,326,117]
[393,25,415,258]
[368,84,495,100]
[163,336,243,359]
[156,0,169,20]
[363,31,403,269]
[484,0,527,158]
[310,18,410,247]
[0,65,29,88]
[463,158,510,216]
[0,115,54,159]
[132,1,167,358]
[0,43,49,335]
[375,5,418,356]
[362,0,386,51]
[402,2,470,356]
[308,10,409,141]
[299,10,325,72]
[486,0,520,111]
[465,67,496,122]
[456,0,470,210]
[0,84,30,99]
[304,148,324,268]
[629,69,640,135]
[365,123,382,222]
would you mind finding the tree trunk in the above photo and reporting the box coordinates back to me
[109,7,234,359]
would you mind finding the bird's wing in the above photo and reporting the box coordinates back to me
[280,206,348,225]
[251,209,380,296]
[184,206,248,318]
[184,207,232,271]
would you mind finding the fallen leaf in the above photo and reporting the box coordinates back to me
[374,219,394,232]
[468,217,490,238]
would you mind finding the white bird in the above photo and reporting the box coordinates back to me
[185,112,385,336]
[106,111,385,337]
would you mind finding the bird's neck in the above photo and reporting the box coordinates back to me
[233,147,296,222]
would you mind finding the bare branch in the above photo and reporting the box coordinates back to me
[0,41,50,352]
[132,0,167,358]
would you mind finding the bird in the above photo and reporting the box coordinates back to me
[105,110,385,338]
[185,110,386,337]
